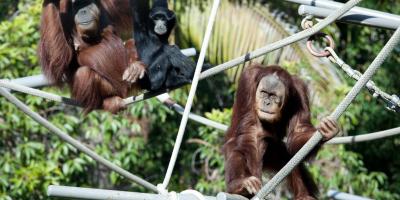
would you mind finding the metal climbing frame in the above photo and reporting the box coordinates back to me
[291,0,400,30]
[0,0,399,199]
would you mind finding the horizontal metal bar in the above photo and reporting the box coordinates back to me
[327,127,400,144]
[287,0,400,27]
[172,103,228,131]
[4,48,196,88]
[48,186,246,200]
[299,5,400,29]
[327,190,372,200]
[156,93,228,132]
[48,185,167,200]
[10,74,49,88]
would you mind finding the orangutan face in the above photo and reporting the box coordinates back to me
[255,73,286,123]
[73,0,101,42]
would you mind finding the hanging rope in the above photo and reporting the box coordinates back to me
[160,0,221,190]
[252,25,400,200]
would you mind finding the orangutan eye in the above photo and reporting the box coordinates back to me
[270,95,280,103]
[260,91,268,97]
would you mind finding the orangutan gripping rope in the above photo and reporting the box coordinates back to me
[223,64,339,199]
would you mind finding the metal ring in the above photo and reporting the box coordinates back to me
[306,33,335,57]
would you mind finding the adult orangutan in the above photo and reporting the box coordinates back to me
[223,64,339,199]
[39,0,144,113]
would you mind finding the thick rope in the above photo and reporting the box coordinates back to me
[160,0,220,190]
[252,25,400,200]
[0,87,158,192]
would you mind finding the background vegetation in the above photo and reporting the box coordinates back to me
[0,0,398,199]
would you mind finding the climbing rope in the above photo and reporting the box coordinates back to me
[252,24,400,200]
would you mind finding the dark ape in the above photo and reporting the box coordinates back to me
[149,0,176,42]
[39,0,144,113]
[130,0,198,91]
[223,64,339,199]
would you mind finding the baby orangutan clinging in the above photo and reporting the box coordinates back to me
[223,64,339,199]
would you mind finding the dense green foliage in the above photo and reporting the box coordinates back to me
[0,0,398,200]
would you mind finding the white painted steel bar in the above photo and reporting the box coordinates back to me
[10,74,49,88]
[299,5,400,29]
[156,93,228,131]
[48,185,246,200]
[161,0,220,189]
[327,127,400,144]
[287,0,400,25]
[48,185,167,200]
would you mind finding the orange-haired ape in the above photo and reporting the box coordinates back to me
[38,0,144,113]
[223,64,339,199]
